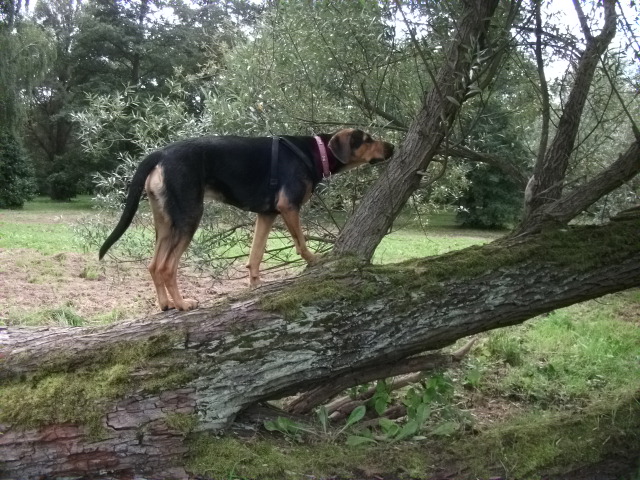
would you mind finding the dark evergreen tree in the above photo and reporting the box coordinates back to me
[0,128,36,208]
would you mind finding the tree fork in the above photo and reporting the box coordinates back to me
[332,0,503,262]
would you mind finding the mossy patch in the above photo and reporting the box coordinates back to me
[259,220,640,319]
[383,219,640,289]
[0,364,131,437]
[186,434,434,479]
[165,413,199,435]
[0,333,195,433]
[260,274,382,320]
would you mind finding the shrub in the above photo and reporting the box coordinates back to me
[0,128,37,208]
[456,164,523,229]
[47,170,78,201]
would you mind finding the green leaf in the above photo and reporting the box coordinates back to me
[378,418,400,437]
[432,421,458,436]
[374,396,388,416]
[345,405,366,428]
[317,405,329,433]
[395,419,419,441]
[346,435,377,446]
[446,95,461,107]
[413,403,431,425]
[275,416,300,434]
[264,420,278,432]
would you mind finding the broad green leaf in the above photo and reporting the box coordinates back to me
[378,418,400,437]
[317,405,329,433]
[345,405,366,428]
[374,396,388,416]
[395,419,419,441]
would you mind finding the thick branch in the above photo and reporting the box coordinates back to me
[533,0,550,169]
[516,138,640,235]
[442,143,528,187]
[1,219,639,478]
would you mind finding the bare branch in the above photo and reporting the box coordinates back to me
[572,0,593,40]
[522,0,618,228]
[442,143,528,187]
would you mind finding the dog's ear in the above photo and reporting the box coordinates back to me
[328,129,356,164]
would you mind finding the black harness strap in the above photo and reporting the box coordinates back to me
[270,136,280,190]
[270,137,317,191]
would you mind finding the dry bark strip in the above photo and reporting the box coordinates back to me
[1,218,639,478]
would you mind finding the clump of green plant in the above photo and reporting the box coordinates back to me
[263,373,464,448]
[0,364,130,437]
[166,413,199,436]
[485,329,527,366]
[457,387,640,478]
[6,304,86,327]
[347,374,466,446]
[0,333,191,435]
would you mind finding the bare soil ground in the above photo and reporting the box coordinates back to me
[0,205,291,323]
[0,247,293,324]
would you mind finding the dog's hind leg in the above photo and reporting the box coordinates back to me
[246,213,277,288]
[153,232,199,311]
[146,166,201,311]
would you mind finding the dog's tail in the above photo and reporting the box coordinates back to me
[99,151,164,260]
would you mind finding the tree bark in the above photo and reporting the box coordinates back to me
[1,216,639,478]
[333,0,503,261]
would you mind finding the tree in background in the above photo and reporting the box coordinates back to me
[21,0,259,200]
[0,0,53,207]
[73,0,639,272]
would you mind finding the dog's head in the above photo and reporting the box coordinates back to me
[328,129,394,170]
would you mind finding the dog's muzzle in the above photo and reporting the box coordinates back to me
[370,142,395,164]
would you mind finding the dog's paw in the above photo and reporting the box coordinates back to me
[179,298,199,311]
[305,253,320,266]
[160,299,175,311]
[249,277,262,289]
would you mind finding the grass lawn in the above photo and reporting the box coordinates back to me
[1,197,638,479]
[0,195,92,254]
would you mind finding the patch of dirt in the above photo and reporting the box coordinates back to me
[0,247,287,324]
[0,209,87,225]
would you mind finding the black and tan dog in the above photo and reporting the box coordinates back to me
[99,129,394,311]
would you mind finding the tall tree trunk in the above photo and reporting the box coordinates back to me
[1,216,639,478]
[333,0,503,261]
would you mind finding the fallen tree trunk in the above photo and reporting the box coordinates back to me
[1,217,639,478]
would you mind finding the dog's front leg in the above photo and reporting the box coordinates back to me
[247,213,277,288]
[277,203,318,266]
